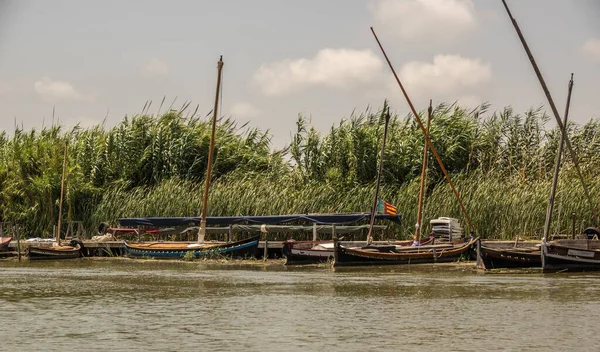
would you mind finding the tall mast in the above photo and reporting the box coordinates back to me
[500,0,595,218]
[56,141,68,246]
[414,100,432,245]
[542,74,574,243]
[370,27,477,234]
[198,56,224,243]
[367,107,390,245]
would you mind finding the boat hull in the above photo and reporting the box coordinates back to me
[542,240,600,272]
[26,244,82,260]
[283,237,434,265]
[479,245,540,269]
[333,238,477,267]
[0,237,11,251]
[123,234,260,259]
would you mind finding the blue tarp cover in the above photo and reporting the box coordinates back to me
[118,213,401,227]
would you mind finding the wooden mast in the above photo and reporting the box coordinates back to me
[370,26,477,234]
[500,0,596,218]
[198,56,224,243]
[366,107,390,245]
[542,74,574,244]
[56,141,68,246]
[414,100,432,245]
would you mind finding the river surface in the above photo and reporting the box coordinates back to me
[1,258,599,351]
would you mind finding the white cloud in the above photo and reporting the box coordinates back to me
[34,77,91,103]
[230,102,261,118]
[582,38,600,60]
[254,48,383,96]
[371,0,476,41]
[142,58,170,77]
[399,54,491,95]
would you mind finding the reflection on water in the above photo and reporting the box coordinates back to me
[1,259,599,351]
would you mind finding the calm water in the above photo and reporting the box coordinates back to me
[1,259,599,352]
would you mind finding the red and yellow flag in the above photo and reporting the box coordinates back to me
[377,199,397,216]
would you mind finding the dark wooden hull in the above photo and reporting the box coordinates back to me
[26,244,82,260]
[123,234,260,259]
[283,237,434,265]
[478,245,541,269]
[333,238,477,267]
[542,240,600,272]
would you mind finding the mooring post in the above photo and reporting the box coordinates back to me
[312,222,317,241]
[331,224,336,241]
[571,213,576,239]
[16,225,21,262]
[333,234,339,266]
[263,239,268,261]
[476,238,482,269]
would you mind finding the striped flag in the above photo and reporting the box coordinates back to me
[377,199,397,216]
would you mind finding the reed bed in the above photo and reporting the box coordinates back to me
[1,103,598,239]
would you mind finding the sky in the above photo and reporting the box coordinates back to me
[0,0,599,148]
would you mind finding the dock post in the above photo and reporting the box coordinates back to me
[263,240,268,261]
[571,213,576,239]
[332,234,338,266]
[331,224,336,240]
[312,223,317,241]
[476,238,482,269]
[16,225,21,262]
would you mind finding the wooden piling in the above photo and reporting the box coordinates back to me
[332,235,338,265]
[571,213,576,239]
[16,225,21,262]
[263,240,268,261]
[476,238,482,269]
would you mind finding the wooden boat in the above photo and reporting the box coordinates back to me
[26,239,83,260]
[119,57,260,258]
[477,243,540,270]
[0,237,11,251]
[123,234,259,259]
[541,240,600,272]
[283,236,434,265]
[26,142,84,260]
[333,237,477,267]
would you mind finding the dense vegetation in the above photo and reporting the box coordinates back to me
[0,102,598,239]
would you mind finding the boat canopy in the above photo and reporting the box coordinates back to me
[118,213,401,227]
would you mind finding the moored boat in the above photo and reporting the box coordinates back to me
[26,239,84,260]
[333,237,477,267]
[123,234,259,259]
[478,244,540,270]
[542,240,600,272]
[283,236,434,265]
[26,141,84,261]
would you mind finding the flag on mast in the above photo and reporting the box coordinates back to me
[377,199,397,216]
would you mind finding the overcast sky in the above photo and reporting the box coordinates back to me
[0,0,599,148]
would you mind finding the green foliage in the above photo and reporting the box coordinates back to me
[1,103,599,240]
